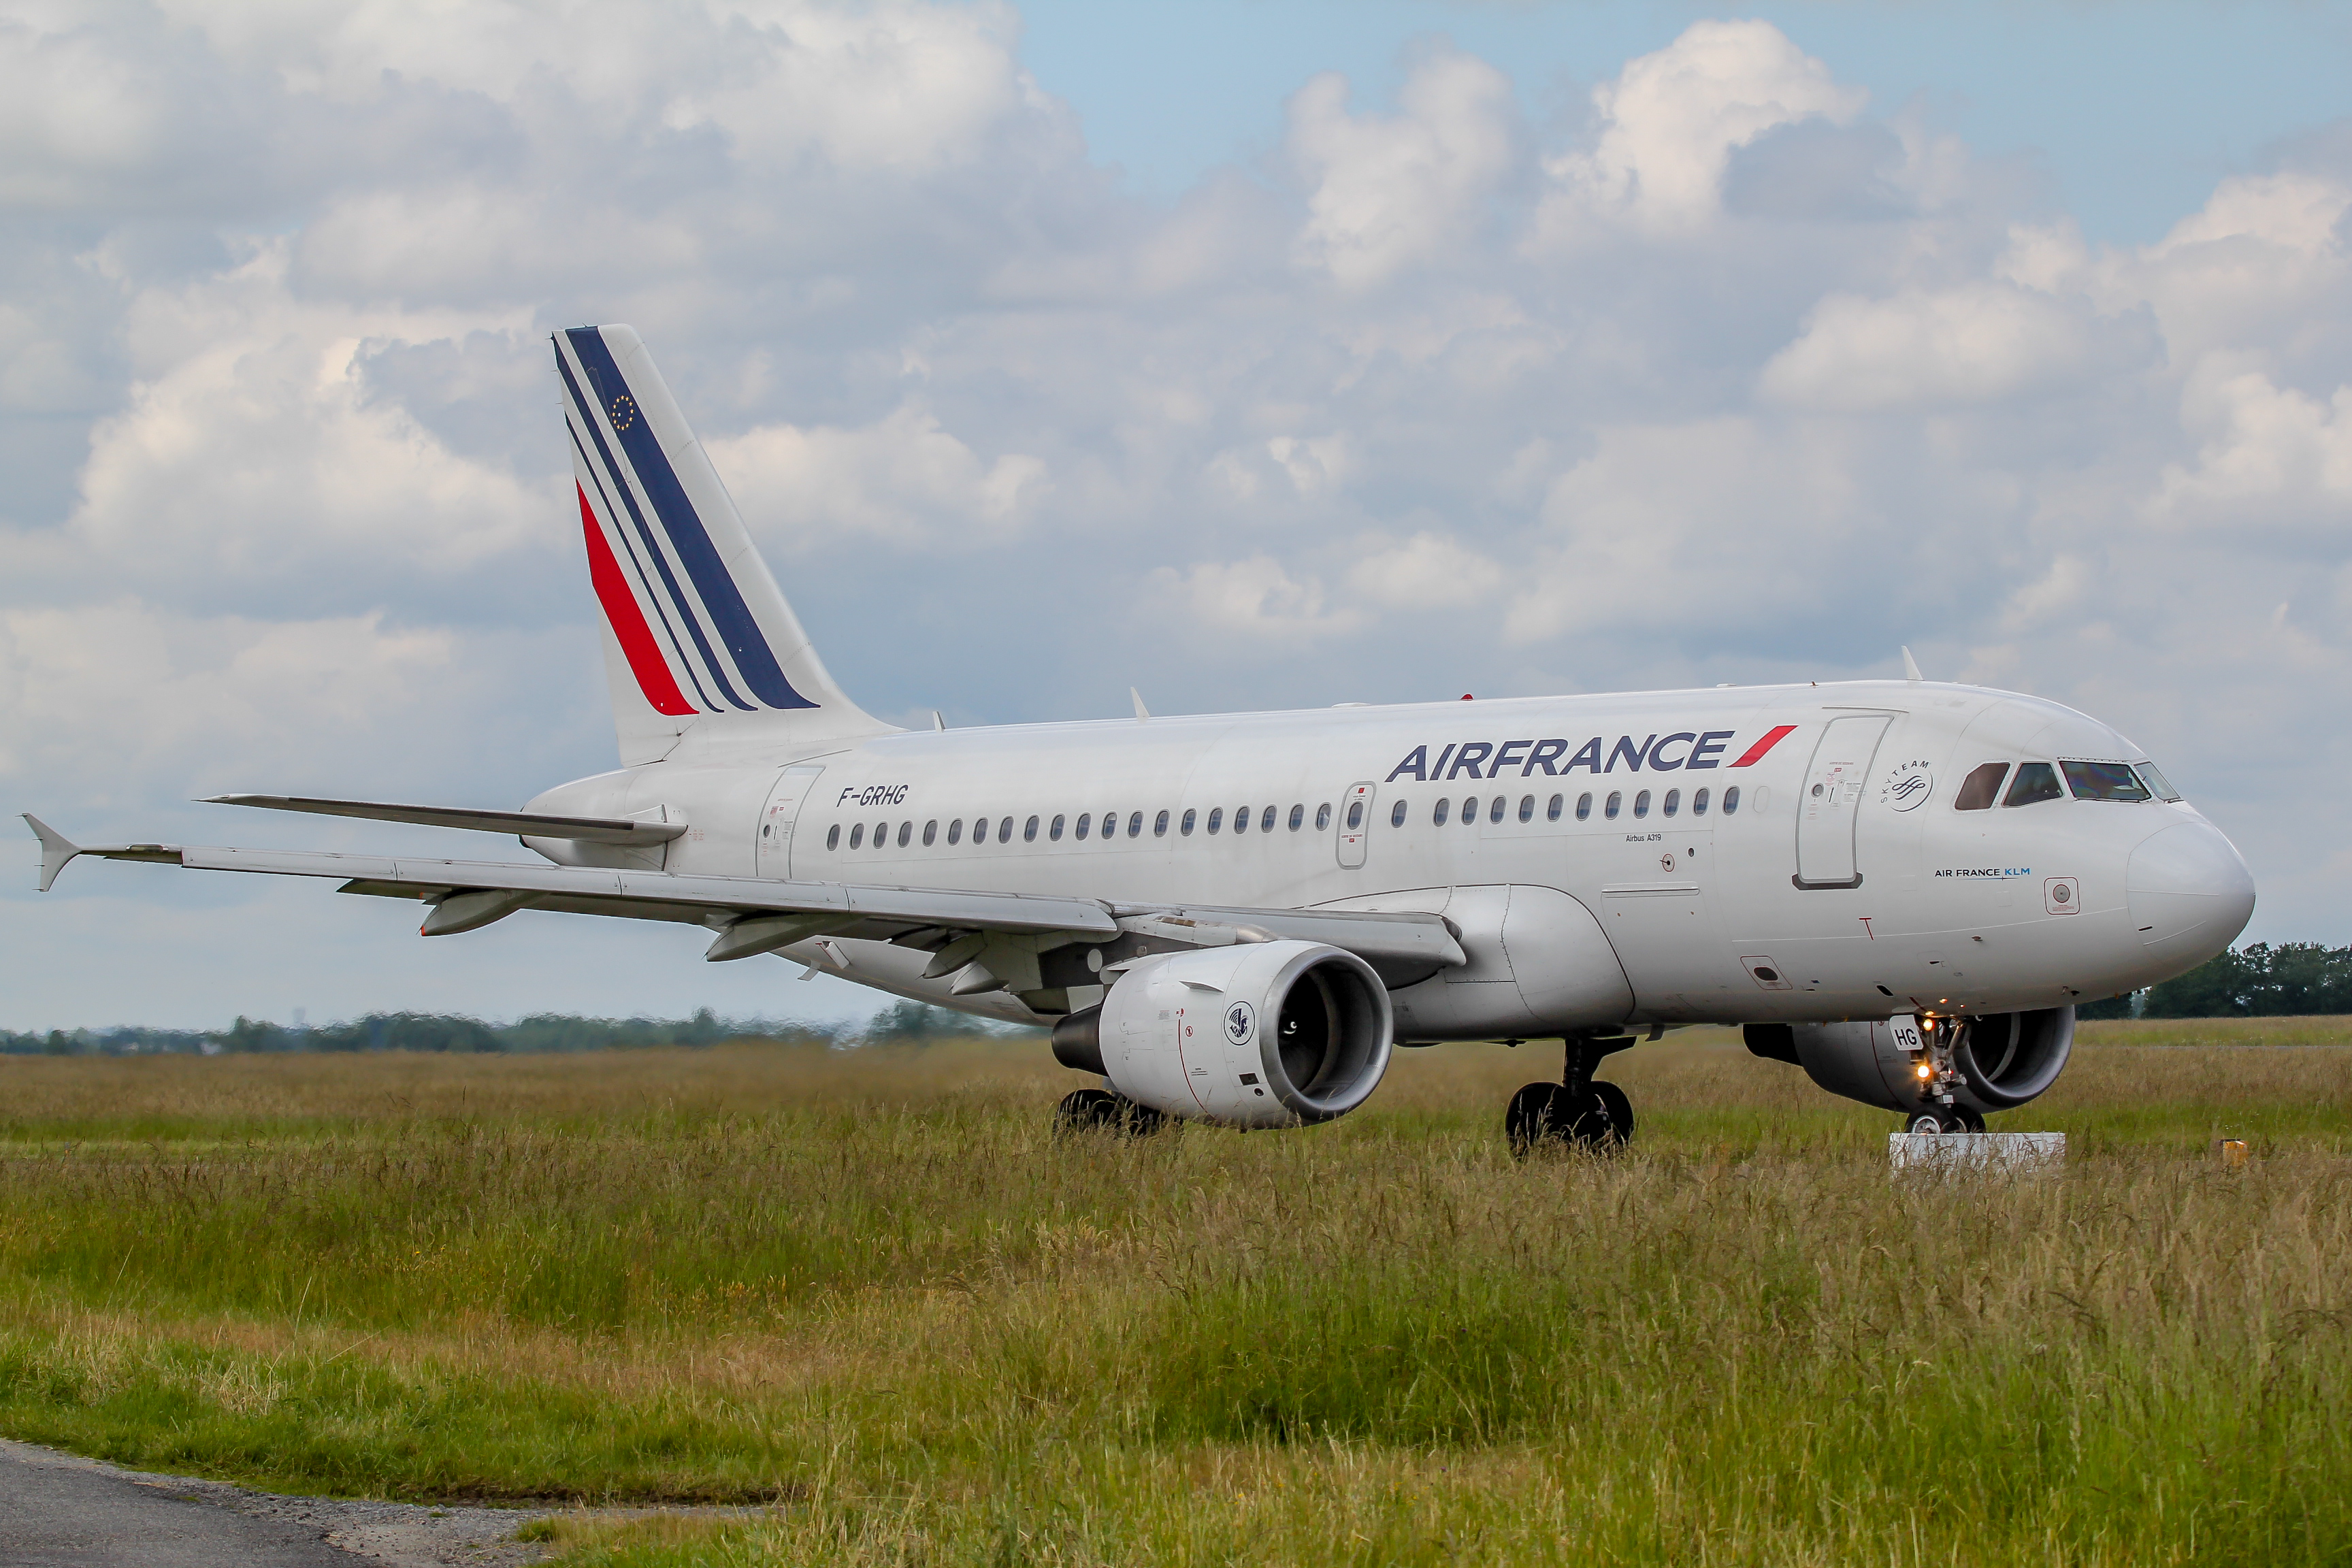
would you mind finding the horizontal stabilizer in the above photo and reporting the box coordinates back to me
[204,795,686,845]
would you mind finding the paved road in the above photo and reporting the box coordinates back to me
[0,1439,541,1567]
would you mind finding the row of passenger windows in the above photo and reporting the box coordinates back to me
[1953,759,2180,811]
[830,802,1326,852]
[822,785,1744,852]
[1415,785,1740,827]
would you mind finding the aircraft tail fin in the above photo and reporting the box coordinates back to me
[553,325,891,763]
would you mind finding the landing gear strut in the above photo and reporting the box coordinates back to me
[1507,1034,1637,1156]
[1054,1087,1166,1137]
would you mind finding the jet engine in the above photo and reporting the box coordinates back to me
[1744,1007,2075,1119]
[1050,940,1392,1128]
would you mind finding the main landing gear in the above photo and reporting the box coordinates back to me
[1054,1087,1166,1137]
[1507,1035,1637,1156]
[1904,1107,1987,1135]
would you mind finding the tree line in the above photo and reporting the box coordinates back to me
[1,1000,1025,1056]
[8,945,2347,1054]
[2074,942,2352,1019]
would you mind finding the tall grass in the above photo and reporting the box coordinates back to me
[1,1028,2348,1565]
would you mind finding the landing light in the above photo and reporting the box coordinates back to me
[1914,1062,1935,1081]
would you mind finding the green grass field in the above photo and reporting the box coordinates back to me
[2,1022,2348,1565]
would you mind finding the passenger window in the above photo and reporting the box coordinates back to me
[947,819,963,846]
[1693,787,1709,816]
[1663,789,1680,818]
[1075,812,1090,840]
[897,822,912,847]
[2061,760,2152,802]
[1518,794,1535,823]
[922,820,937,846]
[1547,794,1563,822]
[1723,786,1740,815]
[1461,796,1478,825]
[1604,791,1621,820]
[849,823,864,849]
[1130,811,1145,838]
[1155,810,1171,837]
[1345,801,1362,829]
[1050,814,1064,841]
[1433,798,1451,826]
[2136,762,2183,802]
[1000,815,1016,842]
[1208,807,1224,834]
[1314,804,1330,830]
[1287,805,1302,831]
[1953,762,2008,811]
[827,824,840,850]
[1576,792,1592,821]
[1181,808,1196,836]
[1024,815,1040,843]
[1633,790,1650,819]
[2004,763,2064,807]
[1390,799,1407,827]
[1488,797,1505,824]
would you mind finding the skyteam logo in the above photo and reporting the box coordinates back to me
[557,328,817,717]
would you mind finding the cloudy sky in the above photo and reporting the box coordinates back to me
[5,0,2349,1030]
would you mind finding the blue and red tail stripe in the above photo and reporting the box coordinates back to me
[557,329,817,713]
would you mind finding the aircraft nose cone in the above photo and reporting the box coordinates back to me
[2127,821,2255,968]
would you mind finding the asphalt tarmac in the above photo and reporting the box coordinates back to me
[0,1439,544,1567]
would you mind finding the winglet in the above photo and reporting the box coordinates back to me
[1901,646,1924,683]
[23,815,80,893]
[1131,687,1150,720]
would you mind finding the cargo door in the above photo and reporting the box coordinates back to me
[1794,715,1892,889]
[756,766,824,879]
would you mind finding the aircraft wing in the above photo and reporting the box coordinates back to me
[22,816,1464,991]
[201,794,687,845]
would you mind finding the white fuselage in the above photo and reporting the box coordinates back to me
[526,679,2254,1037]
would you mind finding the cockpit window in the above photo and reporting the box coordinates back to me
[1953,762,2008,811]
[2136,761,2183,802]
[2002,762,2064,807]
[2062,760,2151,802]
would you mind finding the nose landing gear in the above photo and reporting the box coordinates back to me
[1507,1034,1637,1156]
[1904,1108,1986,1135]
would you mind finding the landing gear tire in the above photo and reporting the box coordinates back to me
[1055,1088,1165,1137]
[1904,1109,1981,1134]
[1591,1081,1634,1145]
[1506,1082,1627,1156]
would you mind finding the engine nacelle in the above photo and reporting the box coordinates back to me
[1051,940,1393,1128]
[1745,1007,2075,1117]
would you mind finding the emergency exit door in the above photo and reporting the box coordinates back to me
[1793,715,1892,889]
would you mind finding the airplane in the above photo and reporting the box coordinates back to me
[24,325,2258,1149]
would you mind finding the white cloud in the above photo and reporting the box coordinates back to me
[1150,556,1365,643]
[1345,531,1503,608]
[60,246,549,602]
[1759,282,2127,411]
[1534,20,1867,242]
[2146,369,2352,536]
[1288,49,1516,287]
[706,404,1049,549]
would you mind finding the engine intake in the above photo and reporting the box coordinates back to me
[1050,939,1392,1128]
[1745,1007,2075,1117]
